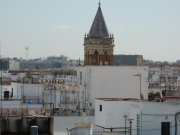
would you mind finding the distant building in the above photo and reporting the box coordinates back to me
[0,59,10,70]
[113,55,143,66]
[47,55,68,67]
[176,60,180,64]
[143,59,153,66]
[7,55,81,71]
[19,61,28,70]
[9,60,20,70]
[47,55,82,68]
[19,59,62,70]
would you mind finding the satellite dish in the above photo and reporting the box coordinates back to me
[140,94,144,100]
[29,110,35,115]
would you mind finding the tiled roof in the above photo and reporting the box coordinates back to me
[88,6,109,38]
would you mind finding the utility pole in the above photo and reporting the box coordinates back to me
[0,42,2,115]
[165,78,166,101]
[53,75,56,108]
[0,41,3,115]
[160,64,162,97]
[124,115,127,135]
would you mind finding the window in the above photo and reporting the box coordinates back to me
[80,72,82,85]
[100,105,102,111]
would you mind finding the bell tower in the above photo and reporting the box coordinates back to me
[84,3,115,66]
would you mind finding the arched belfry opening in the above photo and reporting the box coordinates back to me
[103,50,109,65]
[93,50,99,65]
[83,3,115,66]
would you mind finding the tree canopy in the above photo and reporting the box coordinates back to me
[148,92,161,100]
[53,70,77,76]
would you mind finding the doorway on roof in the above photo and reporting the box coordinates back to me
[161,122,170,135]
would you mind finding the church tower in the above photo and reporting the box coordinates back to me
[84,3,115,66]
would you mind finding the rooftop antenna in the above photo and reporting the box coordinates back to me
[99,0,101,6]
[25,46,29,61]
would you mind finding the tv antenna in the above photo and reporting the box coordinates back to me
[25,46,29,61]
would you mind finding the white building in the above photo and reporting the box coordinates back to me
[0,71,11,78]
[75,66,149,111]
[95,98,180,135]
[0,82,44,116]
[0,83,43,101]
[41,75,66,83]
[65,75,77,85]
[9,60,20,70]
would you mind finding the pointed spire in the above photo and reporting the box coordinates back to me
[99,0,101,6]
[85,33,86,38]
[88,4,109,38]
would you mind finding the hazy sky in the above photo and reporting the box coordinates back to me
[0,0,180,62]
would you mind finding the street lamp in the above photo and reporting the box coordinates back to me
[128,119,134,135]
[133,74,142,100]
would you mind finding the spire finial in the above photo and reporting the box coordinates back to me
[99,0,101,6]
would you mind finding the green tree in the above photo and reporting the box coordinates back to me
[26,75,33,79]
[52,70,77,76]
[148,92,161,100]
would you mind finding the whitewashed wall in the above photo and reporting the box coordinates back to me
[76,66,149,109]
[95,99,180,135]
[65,75,77,85]
[44,89,61,108]
[141,102,180,135]
[7,83,22,99]
[0,83,43,101]
[22,84,43,97]
[95,99,107,128]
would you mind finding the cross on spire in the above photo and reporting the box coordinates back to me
[99,0,101,6]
